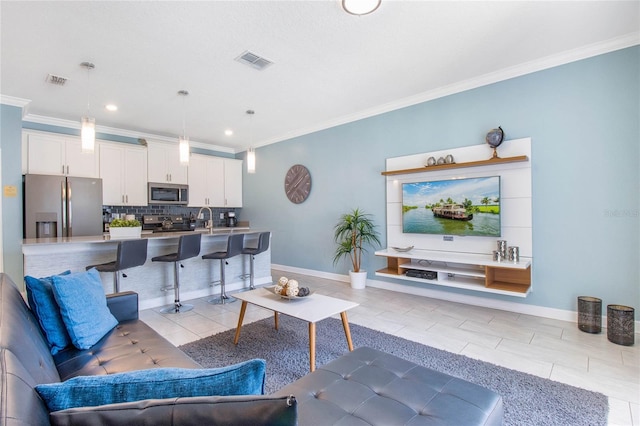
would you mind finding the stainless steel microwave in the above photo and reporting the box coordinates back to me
[148,183,188,205]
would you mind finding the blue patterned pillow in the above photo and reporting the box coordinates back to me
[51,268,118,350]
[36,360,267,412]
[24,271,71,355]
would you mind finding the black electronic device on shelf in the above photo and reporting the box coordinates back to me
[405,269,437,280]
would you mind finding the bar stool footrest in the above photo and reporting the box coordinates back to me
[160,303,194,314]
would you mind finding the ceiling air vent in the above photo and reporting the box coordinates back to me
[46,74,68,86]
[235,50,273,71]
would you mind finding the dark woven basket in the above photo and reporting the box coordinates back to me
[607,304,635,346]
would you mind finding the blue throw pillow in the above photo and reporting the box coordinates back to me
[51,268,118,350]
[25,271,72,355]
[36,359,267,412]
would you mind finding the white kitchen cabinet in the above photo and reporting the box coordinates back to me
[187,155,242,207]
[147,141,187,184]
[25,131,99,178]
[99,142,148,206]
[188,154,224,207]
[223,158,243,207]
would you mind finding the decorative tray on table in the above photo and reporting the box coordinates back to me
[271,276,312,299]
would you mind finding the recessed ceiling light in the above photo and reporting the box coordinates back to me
[225,129,233,136]
[342,0,381,15]
[105,104,118,112]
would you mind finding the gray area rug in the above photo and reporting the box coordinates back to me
[180,315,608,426]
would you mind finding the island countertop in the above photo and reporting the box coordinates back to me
[22,228,272,310]
[22,227,263,246]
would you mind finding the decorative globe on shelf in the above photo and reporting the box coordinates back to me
[485,126,504,158]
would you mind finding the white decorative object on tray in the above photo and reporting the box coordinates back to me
[391,246,414,252]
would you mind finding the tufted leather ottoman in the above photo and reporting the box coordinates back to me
[275,346,503,425]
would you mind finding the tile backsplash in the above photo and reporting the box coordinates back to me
[104,205,238,228]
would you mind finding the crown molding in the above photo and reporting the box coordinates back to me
[0,95,31,117]
[256,33,640,149]
[21,114,235,154]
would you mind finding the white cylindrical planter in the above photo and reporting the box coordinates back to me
[349,271,367,289]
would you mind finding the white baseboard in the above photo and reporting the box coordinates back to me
[138,276,273,311]
[271,264,640,333]
[272,263,350,283]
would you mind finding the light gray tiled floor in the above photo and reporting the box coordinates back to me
[141,269,639,426]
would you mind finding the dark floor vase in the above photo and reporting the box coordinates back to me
[607,305,635,346]
[578,296,602,334]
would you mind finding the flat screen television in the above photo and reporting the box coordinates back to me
[402,176,501,237]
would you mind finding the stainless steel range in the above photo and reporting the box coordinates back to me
[142,215,196,233]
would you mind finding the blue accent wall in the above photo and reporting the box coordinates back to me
[0,104,25,281]
[3,46,638,312]
[241,46,639,311]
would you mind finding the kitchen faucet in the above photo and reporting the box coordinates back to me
[197,206,213,233]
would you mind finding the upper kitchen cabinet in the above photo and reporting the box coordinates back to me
[188,155,242,207]
[24,131,99,178]
[99,142,148,206]
[188,154,224,207]
[147,141,188,184]
[223,158,243,207]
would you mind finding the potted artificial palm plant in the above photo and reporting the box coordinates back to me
[333,208,381,289]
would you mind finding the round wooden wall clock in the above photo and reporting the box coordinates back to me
[284,164,311,204]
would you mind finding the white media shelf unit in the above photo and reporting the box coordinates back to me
[375,248,532,297]
[379,138,533,298]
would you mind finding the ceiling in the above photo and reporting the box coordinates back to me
[1,1,638,154]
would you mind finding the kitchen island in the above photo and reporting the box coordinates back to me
[22,228,272,310]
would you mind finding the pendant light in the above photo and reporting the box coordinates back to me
[80,62,95,153]
[178,90,190,165]
[246,109,256,174]
[342,0,381,16]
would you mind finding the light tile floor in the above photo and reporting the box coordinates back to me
[141,269,639,426]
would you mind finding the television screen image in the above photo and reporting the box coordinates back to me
[402,176,501,237]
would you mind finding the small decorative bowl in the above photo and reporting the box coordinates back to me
[391,246,414,252]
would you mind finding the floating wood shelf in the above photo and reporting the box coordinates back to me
[381,155,529,176]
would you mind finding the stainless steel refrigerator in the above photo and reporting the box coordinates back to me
[24,174,103,238]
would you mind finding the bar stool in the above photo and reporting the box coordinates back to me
[86,239,148,294]
[240,232,271,291]
[202,233,244,304]
[152,233,201,314]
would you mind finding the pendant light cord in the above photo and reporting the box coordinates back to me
[182,93,186,139]
[178,90,189,139]
[86,68,90,115]
[81,62,95,116]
